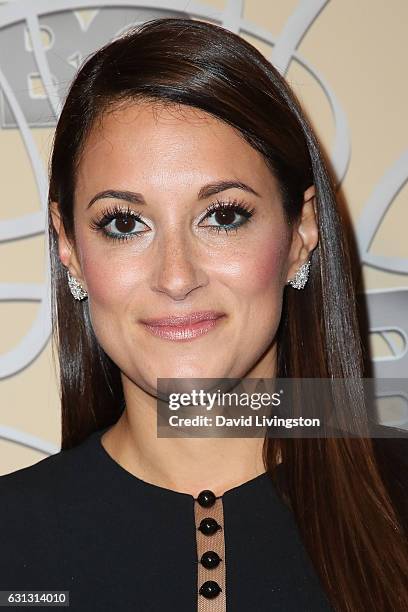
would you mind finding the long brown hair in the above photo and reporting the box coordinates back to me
[48,17,408,611]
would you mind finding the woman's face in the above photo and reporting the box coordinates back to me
[54,102,317,395]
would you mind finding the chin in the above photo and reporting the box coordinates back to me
[150,365,228,393]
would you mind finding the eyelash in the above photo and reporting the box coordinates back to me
[89,198,255,243]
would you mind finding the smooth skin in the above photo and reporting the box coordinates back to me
[51,102,318,496]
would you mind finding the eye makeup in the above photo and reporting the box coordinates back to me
[89,204,147,242]
[89,197,256,242]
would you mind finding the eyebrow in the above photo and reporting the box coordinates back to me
[86,180,261,209]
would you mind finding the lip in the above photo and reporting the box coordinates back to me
[140,311,225,326]
[140,311,226,342]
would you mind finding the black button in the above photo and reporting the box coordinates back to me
[197,489,216,507]
[199,580,222,599]
[200,550,221,569]
[198,517,222,535]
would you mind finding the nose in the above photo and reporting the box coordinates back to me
[151,227,207,300]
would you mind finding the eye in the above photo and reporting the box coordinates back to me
[199,198,255,235]
[89,198,255,243]
[90,205,148,241]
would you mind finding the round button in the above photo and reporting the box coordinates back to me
[199,580,222,599]
[197,489,216,508]
[198,517,222,535]
[200,550,221,569]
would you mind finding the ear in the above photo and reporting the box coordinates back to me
[285,185,319,284]
[50,202,86,288]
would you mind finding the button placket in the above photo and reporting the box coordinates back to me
[194,489,226,611]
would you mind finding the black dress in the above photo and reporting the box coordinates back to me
[0,424,406,611]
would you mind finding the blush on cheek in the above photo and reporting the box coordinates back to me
[245,237,288,290]
[74,222,145,303]
[79,254,135,305]
[80,257,112,303]
[208,234,287,296]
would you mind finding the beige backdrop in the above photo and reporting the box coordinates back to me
[1,0,407,475]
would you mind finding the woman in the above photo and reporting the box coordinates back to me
[0,17,407,612]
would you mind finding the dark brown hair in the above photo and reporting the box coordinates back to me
[48,17,408,611]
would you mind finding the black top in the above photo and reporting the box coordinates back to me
[0,425,406,611]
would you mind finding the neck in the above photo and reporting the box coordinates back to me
[101,377,274,498]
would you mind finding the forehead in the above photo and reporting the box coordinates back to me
[76,101,277,198]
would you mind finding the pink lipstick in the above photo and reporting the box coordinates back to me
[140,311,225,341]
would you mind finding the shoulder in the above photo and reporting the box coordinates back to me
[0,433,98,518]
[0,446,86,586]
[0,450,63,505]
[0,434,102,576]
[371,423,408,474]
[0,452,66,576]
[274,427,408,519]
[370,423,408,528]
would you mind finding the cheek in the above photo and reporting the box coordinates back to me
[77,245,144,362]
[79,243,147,306]
[251,240,286,289]
[220,233,288,296]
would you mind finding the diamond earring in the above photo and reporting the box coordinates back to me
[67,270,88,300]
[287,260,311,290]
